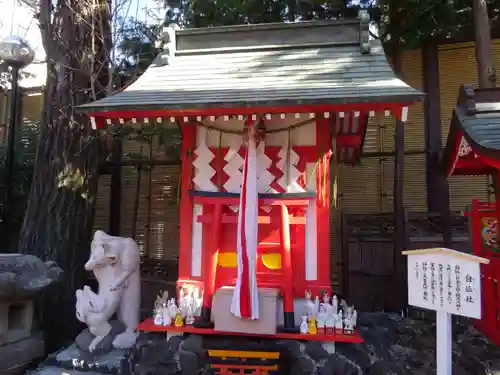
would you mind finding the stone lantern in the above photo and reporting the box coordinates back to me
[0,253,62,374]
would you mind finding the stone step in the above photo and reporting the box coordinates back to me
[28,366,104,375]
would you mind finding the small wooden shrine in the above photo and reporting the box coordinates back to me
[78,13,422,345]
[442,84,500,344]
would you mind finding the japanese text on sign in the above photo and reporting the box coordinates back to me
[406,252,482,319]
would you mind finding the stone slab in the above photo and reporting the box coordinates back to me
[0,332,44,375]
[40,343,127,373]
[75,319,125,353]
[28,366,105,375]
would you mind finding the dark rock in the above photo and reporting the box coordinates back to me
[318,353,361,375]
[178,349,199,375]
[32,312,500,375]
[148,342,177,366]
[181,334,205,367]
[181,334,203,354]
[124,336,179,375]
[304,341,328,362]
[290,355,314,375]
[27,367,105,375]
[457,355,488,375]
[40,343,127,373]
[277,339,302,358]
[360,327,393,362]
[335,343,370,372]
[75,320,126,354]
[168,335,183,354]
[277,339,316,375]
[135,363,178,375]
[458,340,484,358]
[0,254,62,300]
[452,363,470,375]
[367,360,398,375]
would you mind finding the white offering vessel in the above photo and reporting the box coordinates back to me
[300,316,309,334]
[305,290,317,317]
[332,295,338,315]
[153,309,163,326]
[167,298,178,319]
[161,306,172,326]
[185,303,196,325]
[317,305,327,329]
[193,287,203,316]
[314,296,320,316]
[322,292,331,305]
[153,291,168,326]
[343,305,357,333]
[325,311,336,332]
[335,310,343,332]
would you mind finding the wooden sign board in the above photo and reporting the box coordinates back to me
[403,248,489,319]
[403,248,489,375]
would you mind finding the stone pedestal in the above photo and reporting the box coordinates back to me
[0,331,44,375]
[0,253,62,374]
[27,344,128,375]
[0,299,34,345]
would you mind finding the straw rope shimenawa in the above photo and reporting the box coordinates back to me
[193,117,315,135]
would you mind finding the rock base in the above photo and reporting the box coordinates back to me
[75,320,126,353]
[126,333,358,375]
[126,313,500,375]
[0,332,44,375]
[27,343,128,375]
[28,313,500,375]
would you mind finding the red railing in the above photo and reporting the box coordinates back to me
[469,199,500,344]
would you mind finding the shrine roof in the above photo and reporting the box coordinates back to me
[443,85,500,167]
[77,17,423,115]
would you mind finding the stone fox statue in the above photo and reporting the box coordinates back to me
[83,230,141,349]
[76,286,117,352]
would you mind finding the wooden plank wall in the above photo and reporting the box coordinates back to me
[336,41,500,216]
[336,48,427,214]
[438,41,500,209]
[93,132,181,261]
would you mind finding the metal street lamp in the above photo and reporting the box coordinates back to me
[0,36,35,68]
[0,36,34,249]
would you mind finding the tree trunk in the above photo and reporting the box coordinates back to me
[473,0,496,88]
[18,0,111,351]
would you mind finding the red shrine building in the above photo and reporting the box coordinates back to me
[442,85,500,345]
[78,14,422,335]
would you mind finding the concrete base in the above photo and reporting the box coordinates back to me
[0,332,44,375]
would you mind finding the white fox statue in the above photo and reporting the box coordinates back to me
[76,230,141,351]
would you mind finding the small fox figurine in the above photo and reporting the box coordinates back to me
[308,315,318,335]
[174,309,184,327]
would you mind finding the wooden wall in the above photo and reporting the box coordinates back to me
[437,41,500,209]
[337,41,500,215]
[337,49,427,214]
[93,138,182,261]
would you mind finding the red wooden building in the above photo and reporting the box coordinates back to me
[443,84,500,344]
[78,15,422,337]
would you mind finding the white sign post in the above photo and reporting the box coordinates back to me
[402,248,489,375]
